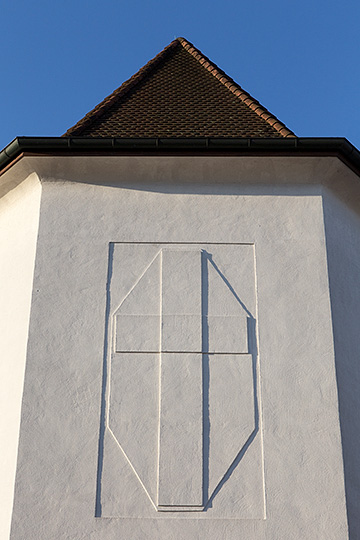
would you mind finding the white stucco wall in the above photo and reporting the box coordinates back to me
[6,156,349,539]
[0,173,42,540]
[323,186,360,539]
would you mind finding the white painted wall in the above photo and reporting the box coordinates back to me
[6,156,349,539]
[323,187,360,539]
[0,173,41,540]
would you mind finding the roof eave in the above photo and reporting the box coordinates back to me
[1,137,360,178]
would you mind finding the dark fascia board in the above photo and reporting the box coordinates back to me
[1,136,360,177]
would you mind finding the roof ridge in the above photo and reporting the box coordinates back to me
[176,37,295,138]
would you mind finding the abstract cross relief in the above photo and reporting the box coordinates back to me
[98,243,265,519]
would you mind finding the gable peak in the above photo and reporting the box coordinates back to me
[64,38,295,139]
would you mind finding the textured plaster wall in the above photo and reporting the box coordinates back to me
[323,187,360,539]
[0,173,42,540]
[9,157,348,539]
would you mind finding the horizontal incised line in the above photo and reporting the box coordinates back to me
[111,241,254,246]
[114,351,250,355]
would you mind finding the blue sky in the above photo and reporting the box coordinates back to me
[1,0,360,150]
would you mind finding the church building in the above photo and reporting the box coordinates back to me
[1,38,359,539]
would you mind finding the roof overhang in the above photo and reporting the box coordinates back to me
[1,137,360,178]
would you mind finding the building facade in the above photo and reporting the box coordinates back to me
[1,38,359,539]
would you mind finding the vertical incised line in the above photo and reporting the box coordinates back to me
[253,243,266,519]
[95,242,114,517]
[201,250,210,506]
[156,249,163,506]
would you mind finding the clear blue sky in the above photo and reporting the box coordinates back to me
[1,0,360,151]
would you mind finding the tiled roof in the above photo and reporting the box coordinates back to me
[64,38,295,138]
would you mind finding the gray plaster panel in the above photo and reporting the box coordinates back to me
[207,353,255,500]
[206,315,248,353]
[161,314,201,352]
[161,249,201,352]
[158,353,203,508]
[161,249,201,316]
[115,314,160,352]
[114,249,161,316]
[108,352,159,504]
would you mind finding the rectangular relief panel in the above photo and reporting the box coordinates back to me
[99,243,264,521]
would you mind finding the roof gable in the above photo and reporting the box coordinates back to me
[64,38,295,139]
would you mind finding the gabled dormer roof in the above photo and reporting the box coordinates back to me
[64,37,295,139]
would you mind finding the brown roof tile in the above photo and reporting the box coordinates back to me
[64,38,295,139]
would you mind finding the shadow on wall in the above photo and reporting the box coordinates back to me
[201,251,259,509]
[323,190,360,540]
